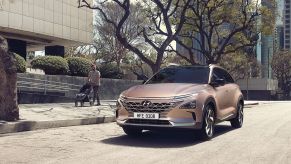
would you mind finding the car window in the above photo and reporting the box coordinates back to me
[212,68,234,83]
[146,66,210,84]
[221,69,234,83]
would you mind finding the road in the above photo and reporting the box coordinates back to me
[0,102,291,164]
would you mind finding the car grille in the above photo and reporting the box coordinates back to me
[126,119,171,125]
[122,101,173,113]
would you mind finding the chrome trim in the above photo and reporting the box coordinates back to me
[121,96,174,100]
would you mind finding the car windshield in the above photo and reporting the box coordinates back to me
[146,66,210,84]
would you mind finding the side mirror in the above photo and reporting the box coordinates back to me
[210,78,225,87]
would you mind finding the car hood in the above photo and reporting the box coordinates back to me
[121,83,208,98]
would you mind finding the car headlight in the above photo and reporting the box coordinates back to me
[179,100,197,109]
[173,93,198,100]
[119,95,127,102]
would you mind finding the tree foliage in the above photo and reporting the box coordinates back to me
[79,0,191,73]
[93,2,146,69]
[31,56,69,75]
[14,53,27,73]
[219,52,260,81]
[67,57,92,77]
[176,0,276,64]
[271,51,291,99]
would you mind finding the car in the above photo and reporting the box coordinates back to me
[116,64,244,140]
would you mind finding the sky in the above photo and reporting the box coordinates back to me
[276,0,284,25]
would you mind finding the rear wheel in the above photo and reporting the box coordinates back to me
[230,102,244,128]
[197,104,215,140]
[123,127,142,137]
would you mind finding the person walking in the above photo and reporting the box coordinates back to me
[88,64,101,106]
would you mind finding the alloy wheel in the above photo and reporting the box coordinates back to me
[205,107,215,137]
[238,104,244,126]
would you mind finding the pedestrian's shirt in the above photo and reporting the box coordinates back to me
[88,70,101,86]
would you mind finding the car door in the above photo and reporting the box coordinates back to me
[219,69,237,114]
[211,68,231,120]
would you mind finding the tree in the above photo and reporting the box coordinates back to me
[175,0,276,64]
[219,52,260,81]
[271,51,291,99]
[78,0,191,73]
[65,45,98,60]
[0,35,19,121]
[93,2,147,70]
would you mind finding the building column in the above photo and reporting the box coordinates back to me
[7,39,27,60]
[45,45,65,57]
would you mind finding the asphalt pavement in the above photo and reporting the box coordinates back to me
[0,102,291,164]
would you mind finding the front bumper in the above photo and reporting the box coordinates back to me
[116,98,204,130]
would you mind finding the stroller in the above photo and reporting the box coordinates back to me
[75,83,93,107]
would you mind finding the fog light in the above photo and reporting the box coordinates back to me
[179,100,196,109]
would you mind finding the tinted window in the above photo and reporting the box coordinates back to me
[212,68,234,83]
[146,67,210,84]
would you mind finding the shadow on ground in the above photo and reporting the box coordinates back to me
[101,124,234,148]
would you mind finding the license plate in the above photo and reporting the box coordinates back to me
[133,113,159,120]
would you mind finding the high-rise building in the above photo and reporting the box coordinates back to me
[284,0,291,49]
[274,25,284,51]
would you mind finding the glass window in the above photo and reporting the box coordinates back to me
[146,66,210,84]
[212,68,234,83]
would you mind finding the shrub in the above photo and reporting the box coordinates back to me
[66,57,91,77]
[99,63,124,79]
[31,56,69,75]
[14,53,26,73]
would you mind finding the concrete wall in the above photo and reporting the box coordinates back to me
[0,0,93,50]
[237,78,278,91]
[237,78,278,100]
[17,73,141,104]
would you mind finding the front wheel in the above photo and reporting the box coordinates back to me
[230,102,244,128]
[197,105,215,141]
[123,127,142,137]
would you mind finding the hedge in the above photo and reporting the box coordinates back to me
[31,56,69,75]
[99,63,124,79]
[14,53,26,73]
[66,57,91,77]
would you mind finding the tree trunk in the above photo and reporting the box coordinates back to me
[0,36,19,121]
[150,65,160,75]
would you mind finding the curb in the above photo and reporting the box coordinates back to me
[245,102,259,106]
[0,116,116,134]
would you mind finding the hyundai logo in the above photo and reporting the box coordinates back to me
[141,100,152,107]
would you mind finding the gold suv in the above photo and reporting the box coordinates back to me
[116,65,244,140]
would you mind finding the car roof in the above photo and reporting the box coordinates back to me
[166,64,223,69]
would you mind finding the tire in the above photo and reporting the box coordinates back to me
[89,101,93,106]
[75,101,78,107]
[123,127,142,137]
[197,104,215,141]
[230,102,244,128]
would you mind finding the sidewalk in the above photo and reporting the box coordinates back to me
[0,100,260,134]
[0,101,116,134]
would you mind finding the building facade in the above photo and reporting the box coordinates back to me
[0,0,93,58]
[284,0,291,49]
